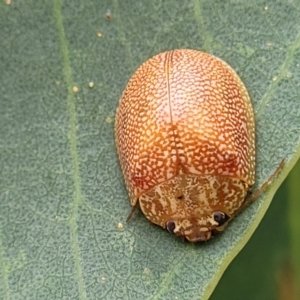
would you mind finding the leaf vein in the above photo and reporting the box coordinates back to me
[53,0,87,299]
[256,26,300,117]
[0,225,9,300]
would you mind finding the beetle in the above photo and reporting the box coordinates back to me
[115,49,282,242]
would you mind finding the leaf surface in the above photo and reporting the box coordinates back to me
[0,1,300,299]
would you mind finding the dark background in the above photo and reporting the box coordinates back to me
[212,158,300,300]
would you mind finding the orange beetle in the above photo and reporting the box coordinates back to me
[115,49,256,242]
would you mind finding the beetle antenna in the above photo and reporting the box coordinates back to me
[230,159,284,221]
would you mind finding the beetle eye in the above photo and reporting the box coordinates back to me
[213,211,229,226]
[166,220,176,233]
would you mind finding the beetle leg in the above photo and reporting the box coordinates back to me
[126,201,139,221]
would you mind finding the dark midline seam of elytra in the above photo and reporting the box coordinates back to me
[165,51,173,126]
[165,50,181,173]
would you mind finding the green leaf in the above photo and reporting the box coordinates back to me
[0,1,299,299]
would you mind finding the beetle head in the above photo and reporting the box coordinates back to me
[138,173,247,242]
[165,211,230,242]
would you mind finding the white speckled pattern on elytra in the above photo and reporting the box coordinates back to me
[115,49,255,242]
